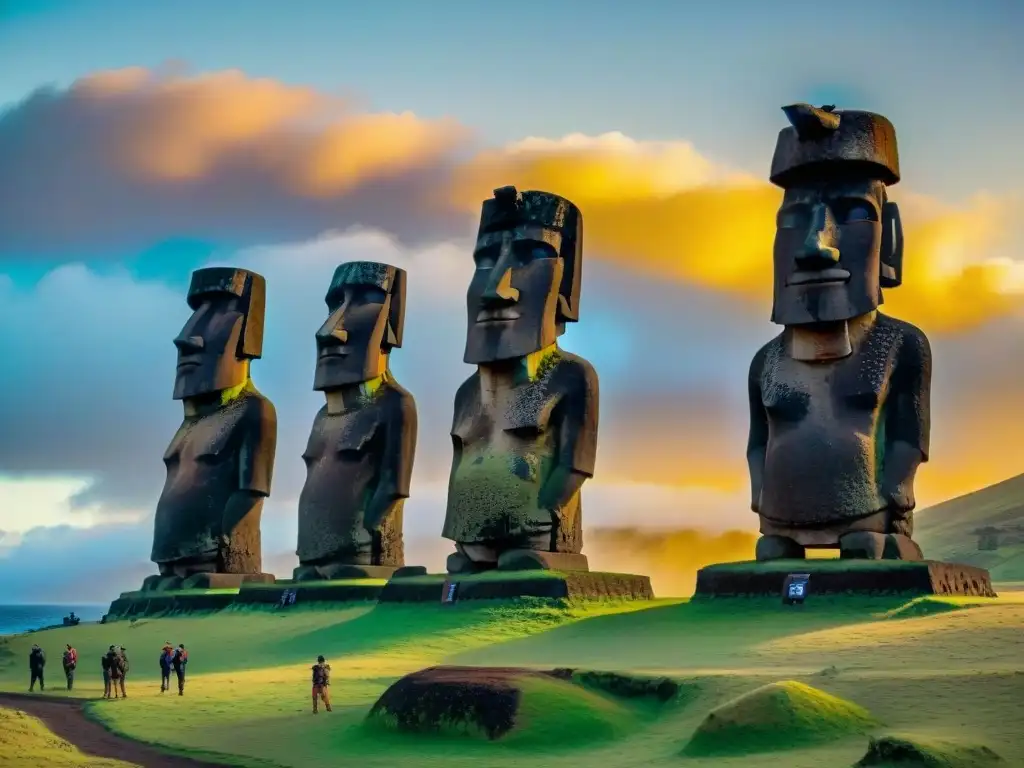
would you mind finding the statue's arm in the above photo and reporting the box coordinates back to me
[365,392,418,532]
[882,330,932,514]
[746,351,769,513]
[226,397,278,535]
[540,363,598,512]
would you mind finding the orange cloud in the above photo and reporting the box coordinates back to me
[5,66,1021,337]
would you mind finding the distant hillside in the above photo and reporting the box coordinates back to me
[916,472,1024,581]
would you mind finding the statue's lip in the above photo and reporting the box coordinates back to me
[176,358,201,370]
[476,308,520,322]
[787,268,851,286]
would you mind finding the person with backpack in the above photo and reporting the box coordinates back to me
[114,646,129,698]
[159,642,174,693]
[101,646,114,698]
[171,644,188,696]
[310,655,332,714]
[28,645,45,692]
[104,646,122,699]
[62,644,77,690]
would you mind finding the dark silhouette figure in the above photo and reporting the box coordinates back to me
[159,642,174,692]
[28,645,45,692]
[172,644,188,695]
[443,187,599,574]
[144,268,278,592]
[294,262,418,581]
[748,104,931,562]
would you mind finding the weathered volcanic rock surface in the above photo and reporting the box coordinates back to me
[366,665,683,743]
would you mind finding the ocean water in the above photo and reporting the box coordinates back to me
[0,604,107,636]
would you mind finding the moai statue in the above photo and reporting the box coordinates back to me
[747,104,932,561]
[293,262,418,581]
[145,267,278,591]
[442,186,599,574]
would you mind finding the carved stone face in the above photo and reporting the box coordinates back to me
[173,293,249,400]
[464,225,565,364]
[313,261,404,390]
[771,178,886,326]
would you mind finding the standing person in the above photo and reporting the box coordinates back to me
[28,645,45,692]
[62,644,77,690]
[105,646,122,699]
[101,646,114,698]
[159,642,174,693]
[310,655,332,714]
[115,647,129,698]
[171,644,188,696]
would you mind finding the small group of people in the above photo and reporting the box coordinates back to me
[101,645,130,699]
[159,642,189,695]
[28,643,80,692]
[27,641,188,698]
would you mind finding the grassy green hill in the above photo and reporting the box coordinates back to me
[916,472,1024,580]
[2,591,1023,767]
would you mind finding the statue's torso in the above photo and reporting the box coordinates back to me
[757,316,908,525]
[153,394,258,562]
[443,360,570,543]
[297,392,391,563]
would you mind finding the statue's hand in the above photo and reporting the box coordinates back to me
[363,491,393,533]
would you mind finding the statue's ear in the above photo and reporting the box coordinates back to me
[384,267,406,349]
[880,201,903,289]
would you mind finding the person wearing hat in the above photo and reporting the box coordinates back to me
[28,644,45,692]
[747,103,931,563]
[159,642,175,693]
[310,655,332,714]
[171,643,188,696]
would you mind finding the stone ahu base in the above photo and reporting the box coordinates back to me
[379,568,655,603]
[235,565,428,607]
[104,588,241,621]
[694,559,997,598]
[140,572,277,592]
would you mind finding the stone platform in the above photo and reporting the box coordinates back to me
[694,559,997,598]
[379,569,654,603]
[235,578,390,606]
[104,588,240,621]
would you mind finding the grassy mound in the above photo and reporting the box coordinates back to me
[366,666,637,748]
[881,597,988,620]
[855,734,1005,766]
[682,680,879,756]
[0,706,137,767]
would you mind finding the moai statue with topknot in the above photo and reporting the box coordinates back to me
[442,186,599,574]
[293,261,419,581]
[747,104,932,562]
[144,267,278,591]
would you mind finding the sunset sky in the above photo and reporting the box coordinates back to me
[1,0,1022,601]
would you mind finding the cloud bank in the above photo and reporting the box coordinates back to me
[2,67,1022,333]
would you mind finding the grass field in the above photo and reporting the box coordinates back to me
[1,587,1023,768]
[916,471,1024,581]
[0,706,139,767]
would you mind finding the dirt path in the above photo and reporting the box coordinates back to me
[0,692,234,768]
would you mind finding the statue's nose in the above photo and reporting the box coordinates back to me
[795,203,840,269]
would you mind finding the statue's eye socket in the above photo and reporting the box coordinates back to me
[841,204,875,223]
[474,250,496,270]
[777,210,806,229]
[515,242,555,263]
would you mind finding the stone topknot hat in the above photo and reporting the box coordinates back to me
[770,103,900,188]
